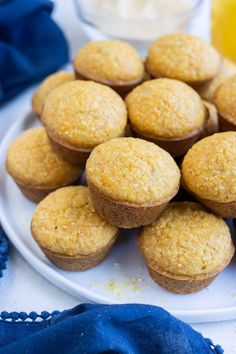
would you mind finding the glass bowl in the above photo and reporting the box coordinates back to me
[74,0,204,53]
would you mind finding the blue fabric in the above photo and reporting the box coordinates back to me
[0,0,69,105]
[0,224,8,278]
[0,304,223,353]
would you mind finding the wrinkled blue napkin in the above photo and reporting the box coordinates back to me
[0,225,8,278]
[0,0,68,105]
[0,303,223,354]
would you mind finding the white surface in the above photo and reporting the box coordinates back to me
[2,112,236,325]
[0,0,235,352]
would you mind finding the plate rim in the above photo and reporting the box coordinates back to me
[1,113,236,323]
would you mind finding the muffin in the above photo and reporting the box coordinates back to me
[73,40,145,97]
[201,100,219,137]
[6,128,82,202]
[215,74,236,131]
[42,80,127,165]
[86,137,180,228]
[197,58,236,103]
[182,132,236,217]
[146,33,221,85]
[32,71,75,117]
[126,79,207,157]
[31,186,118,271]
[138,202,234,294]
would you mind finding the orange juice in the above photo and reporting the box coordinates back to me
[212,0,236,62]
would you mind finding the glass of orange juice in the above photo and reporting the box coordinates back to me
[212,0,236,62]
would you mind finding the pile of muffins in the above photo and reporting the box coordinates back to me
[6,33,236,295]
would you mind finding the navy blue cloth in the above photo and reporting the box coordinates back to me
[0,224,8,278]
[0,304,223,354]
[0,0,69,105]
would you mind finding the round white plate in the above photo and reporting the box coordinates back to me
[1,113,236,323]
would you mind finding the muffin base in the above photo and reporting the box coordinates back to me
[131,102,217,157]
[44,124,127,166]
[74,69,146,98]
[197,196,236,218]
[16,181,57,203]
[87,181,179,228]
[37,236,118,271]
[47,133,91,166]
[201,101,219,137]
[14,177,81,203]
[148,266,217,294]
[131,126,204,158]
[181,182,236,218]
[219,115,236,132]
[145,243,234,294]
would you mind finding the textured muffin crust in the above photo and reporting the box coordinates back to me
[146,33,221,83]
[215,74,236,124]
[126,78,206,138]
[182,132,236,203]
[138,202,233,276]
[31,186,118,256]
[42,81,127,149]
[73,40,145,83]
[86,137,180,204]
[6,128,82,187]
[32,71,75,116]
[197,58,236,103]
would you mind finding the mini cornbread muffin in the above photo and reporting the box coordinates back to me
[73,40,145,96]
[138,202,234,294]
[42,80,127,165]
[6,128,82,202]
[126,79,208,157]
[146,33,221,84]
[32,71,75,117]
[86,137,180,228]
[197,58,236,103]
[215,74,236,131]
[201,100,219,137]
[182,132,236,217]
[31,186,118,271]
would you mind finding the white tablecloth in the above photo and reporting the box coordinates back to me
[1,1,236,352]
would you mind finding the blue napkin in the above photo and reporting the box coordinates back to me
[0,225,8,278]
[0,304,223,354]
[0,0,69,105]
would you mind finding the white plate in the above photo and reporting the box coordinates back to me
[1,113,236,323]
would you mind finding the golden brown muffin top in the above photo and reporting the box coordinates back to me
[126,78,206,138]
[197,58,236,103]
[182,132,236,203]
[31,186,118,256]
[6,128,82,187]
[146,33,221,83]
[138,202,233,276]
[86,137,180,204]
[42,81,127,149]
[215,74,236,124]
[73,40,145,83]
[32,71,75,116]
